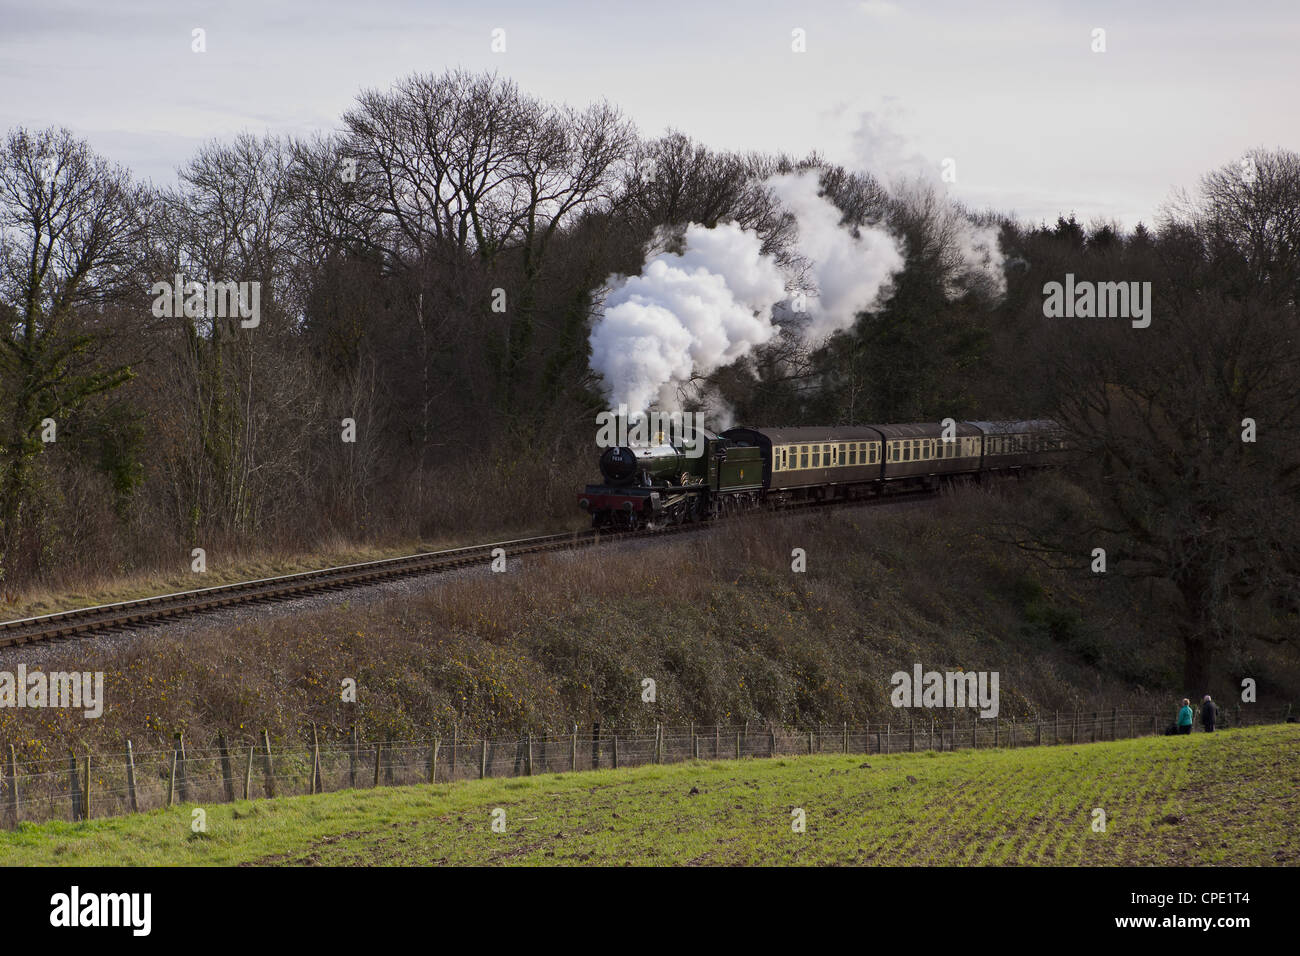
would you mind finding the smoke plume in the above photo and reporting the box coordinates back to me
[588,221,786,414]
[765,171,903,343]
[589,172,905,414]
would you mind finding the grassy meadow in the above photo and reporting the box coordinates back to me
[3,724,1295,866]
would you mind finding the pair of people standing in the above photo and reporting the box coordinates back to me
[1177,695,1217,734]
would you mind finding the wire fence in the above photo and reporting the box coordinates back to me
[2,705,1292,828]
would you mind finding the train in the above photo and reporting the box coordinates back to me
[578,419,1068,529]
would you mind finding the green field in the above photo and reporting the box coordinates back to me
[2,725,1296,866]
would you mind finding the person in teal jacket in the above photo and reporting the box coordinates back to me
[1177,698,1194,735]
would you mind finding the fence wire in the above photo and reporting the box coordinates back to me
[1,707,1291,827]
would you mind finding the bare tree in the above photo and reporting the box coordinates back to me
[1037,151,1300,691]
[0,127,145,575]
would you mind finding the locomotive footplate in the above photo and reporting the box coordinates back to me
[577,485,662,514]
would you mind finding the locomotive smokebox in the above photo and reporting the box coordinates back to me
[599,444,686,487]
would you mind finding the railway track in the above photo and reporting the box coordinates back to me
[0,487,940,649]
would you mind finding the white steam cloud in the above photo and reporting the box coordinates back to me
[589,172,906,415]
[765,171,903,343]
[853,108,1007,300]
[588,222,786,414]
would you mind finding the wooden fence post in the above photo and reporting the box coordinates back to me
[909,718,915,752]
[480,738,488,779]
[1010,717,1016,748]
[385,734,394,785]
[451,723,458,777]
[373,741,382,787]
[876,730,882,754]
[526,733,533,776]
[310,724,321,795]
[1072,712,1078,744]
[124,740,138,814]
[428,738,439,785]
[571,728,577,772]
[6,745,19,827]
[81,754,91,821]
[348,726,358,788]
[612,735,619,769]
[1036,721,1042,747]
[715,725,720,758]
[166,750,177,808]
[217,732,234,802]
[735,731,741,759]
[261,730,275,797]
[653,724,661,764]
[592,722,602,769]
[174,733,188,803]
[807,731,813,754]
[769,727,776,758]
[843,722,849,754]
[68,751,82,821]
[244,745,253,800]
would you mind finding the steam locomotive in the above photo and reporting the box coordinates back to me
[578,420,1067,529]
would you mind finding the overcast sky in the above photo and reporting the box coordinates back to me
[1,0,1296,228]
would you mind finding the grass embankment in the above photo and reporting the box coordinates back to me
[3,725,1295,866]
[4,479,1297,761]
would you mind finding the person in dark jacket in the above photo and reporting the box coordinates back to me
[1201,695,1217,732]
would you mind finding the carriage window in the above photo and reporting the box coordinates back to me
[812,448,820,468]
[800,445,809,469]
[848,446,856,465]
